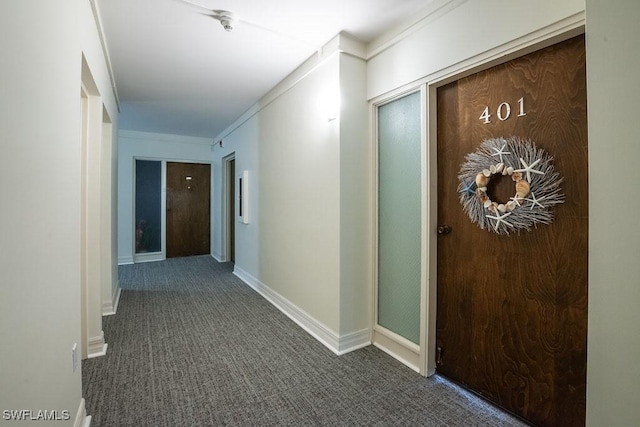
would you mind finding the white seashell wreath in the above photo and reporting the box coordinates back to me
[457,136,564,235]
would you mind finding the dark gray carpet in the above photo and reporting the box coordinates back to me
[83,256,527,426]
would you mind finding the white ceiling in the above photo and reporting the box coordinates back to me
[97,0,436,138]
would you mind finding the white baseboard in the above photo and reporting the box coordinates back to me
[211,252,225,262]
[112,285,121,314]
[101,300,112,315]
[87,332,108,358]
[372,325,420,373]
[74,398,91,427]
[233,266,370,355]
[338,329,372,354]
[133,252,164,263]
[117,256,134,265]
[102,286,121,316]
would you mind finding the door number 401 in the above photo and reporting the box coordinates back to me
[479,97,526,124]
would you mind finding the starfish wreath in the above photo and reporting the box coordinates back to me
[457,136,565,235]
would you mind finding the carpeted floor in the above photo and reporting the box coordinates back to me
[82,256,527,426]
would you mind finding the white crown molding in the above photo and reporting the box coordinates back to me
[213,32,364,143]
[88,0,120,112]
[119,129,214,145]
[366,0,467,60]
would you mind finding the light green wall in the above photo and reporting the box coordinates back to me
[257,55,343,332]
[585,0,640,425]
[367,0,585,100]
[212,45,371,342]
[339,54,371,336]
[0,0,118,423]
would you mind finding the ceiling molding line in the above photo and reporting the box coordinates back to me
[366,0,468,61]
[368,11,585,107]
[119,129,214,145]
[422,11,586,89]
[213,33,360,143]
[213,50,340,143]
[336,32,367,60]
[89,0,121,113]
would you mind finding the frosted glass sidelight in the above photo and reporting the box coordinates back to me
[135,160,162,253]
[377,91,421,344]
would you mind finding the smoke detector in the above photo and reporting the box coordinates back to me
[217,11,238,32]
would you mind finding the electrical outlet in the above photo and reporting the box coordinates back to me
[72,343,78,372]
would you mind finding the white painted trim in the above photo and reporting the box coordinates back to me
[103,286,121,316]
[221,153,236,263]
[431,14,585,89]
[88,0,119,111]
[87,331,107,358]
[211,252,225,263]
[371,87,427,374]
[373,325,420,373]
[233,266,370,355]
[133,252,164,264]
[367,0,466,60]
[73,398,91,427]
[101,300,112,315]
[118,256,134,265]
[368,15,586,378]
[213,33,363,143]
[419,83,430,377]
[119,129,213,145]
[338,329,372,354]
[370,12,585,105]
[112,285,121,314]
[424,83,439,377]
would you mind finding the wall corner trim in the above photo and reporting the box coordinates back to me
[211,253,225,263]
[88,0,120,112]
[103,286,121,316]
[233,266,370,355]
[87,332,108,359]
[118,256,134,266]
[73,398,91,427]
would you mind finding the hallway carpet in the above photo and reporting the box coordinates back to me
[82,256,526,426]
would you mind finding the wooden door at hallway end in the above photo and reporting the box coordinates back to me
[436,36,588,426]
[166,162,211,258]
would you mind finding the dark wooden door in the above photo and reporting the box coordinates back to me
[166,162,211,258]
[436,36,588,426]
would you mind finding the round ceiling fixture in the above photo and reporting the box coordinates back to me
[217,11,238,32]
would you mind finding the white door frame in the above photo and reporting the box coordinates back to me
[370,15,585,377]
[221,153,236,262]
